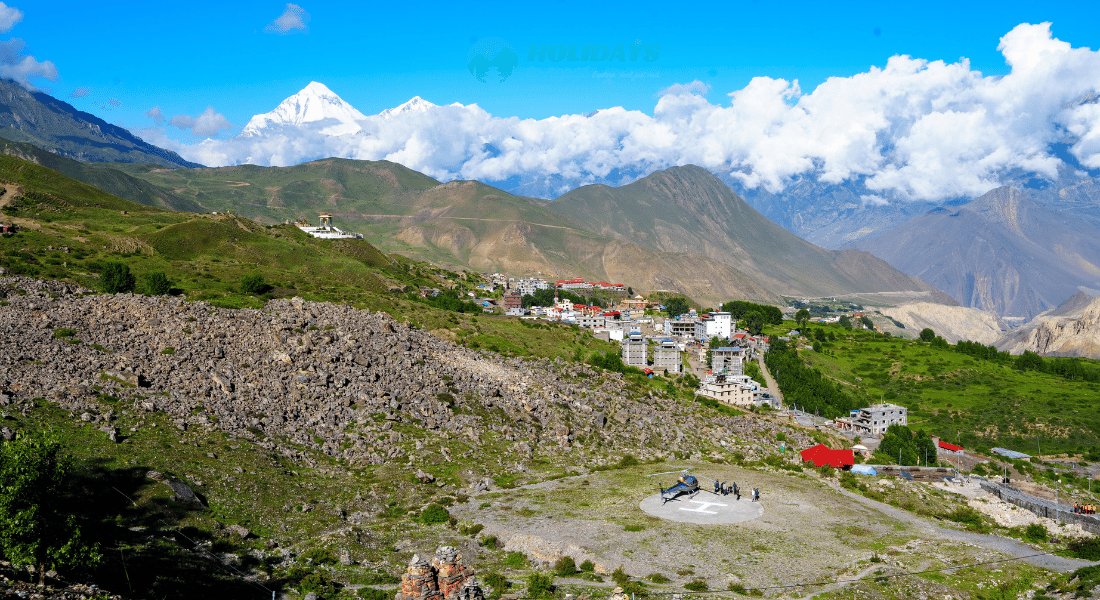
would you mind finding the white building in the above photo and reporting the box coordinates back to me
[297,214,364,239]
[694,312,732,341]
[514,278,550,296]
[852,403,908,437]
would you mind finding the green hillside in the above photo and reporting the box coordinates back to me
[779,324,1100,455]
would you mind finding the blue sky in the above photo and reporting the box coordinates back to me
[13,0,1100,139]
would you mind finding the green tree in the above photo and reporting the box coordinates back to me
[795,308,810,330]
[526,572,556,599]
[141,270,171,295]
[859,315,874,330]
[919,328,936,342]
[239,272,269,295]
[744,311,765,336]
[665,296,690,319]
[100,261,135,294]
[0,433,100,584]
[838,315,852,329]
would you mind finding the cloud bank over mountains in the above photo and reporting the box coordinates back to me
[148,23,1100,202]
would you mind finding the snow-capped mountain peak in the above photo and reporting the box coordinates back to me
[241,81,367,137]
[378,96,436,119]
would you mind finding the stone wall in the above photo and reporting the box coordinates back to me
[978,479,1100,535]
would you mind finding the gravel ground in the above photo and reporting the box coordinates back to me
[451,465,1098,598]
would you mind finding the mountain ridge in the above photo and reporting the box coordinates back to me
[0,78,202,169]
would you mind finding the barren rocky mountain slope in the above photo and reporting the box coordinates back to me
[997,292,1100,358]
[0,277,811,479]
[880,303,1008,345]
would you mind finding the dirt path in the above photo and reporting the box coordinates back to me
[826,481,1097,573]
[756,355,783,407]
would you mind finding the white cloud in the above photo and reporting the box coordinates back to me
[145,106,165,125]
[0,38,56,90]
[69,86,89,98]
[171,23,1100,203]
[264,3,309,35]
[170,106,233,137]
[0,3,22,33]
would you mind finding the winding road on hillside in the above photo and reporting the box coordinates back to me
[827,480,1097,573]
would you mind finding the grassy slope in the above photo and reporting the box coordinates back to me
[790,324,1100,454]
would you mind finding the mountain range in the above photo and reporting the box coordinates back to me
[845,186,1100,321]
[0,79,201,169]
[9,78,1100,325]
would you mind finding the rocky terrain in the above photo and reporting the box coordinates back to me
[996,292,1100,358]
[879,302,1008,344]
[0,276,812,482]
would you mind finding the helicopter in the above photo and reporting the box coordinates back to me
[647,468,722,504]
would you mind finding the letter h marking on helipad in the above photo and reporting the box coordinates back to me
[679,499,728,514]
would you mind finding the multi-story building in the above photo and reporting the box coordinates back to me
[504,292,522,310]
[576,315,607,329]
[621,331,648,367]
[696,373,757,407]
[852,403,908,437]
[711,346,744,375]
[694,312,732,341]
[665,316,700,338]
[514,278,550,296]
[652,338,681,373]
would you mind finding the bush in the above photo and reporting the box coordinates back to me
[1068,537,1100,560]
[301,547,339,565]
[502,552,526,568]
[526,572,555,599]
[101,261,135,294]
[142,270,171,295]
[1023,523,1048,543]
[579,560,595,572]
[647,573,669,583]
[684,579,708,591]
[53,328,77,339]
[419,504,451,525]
[553,556,577,576]
[359,588,392,600]
[480,535,500,549]
[618,455,640,468]
[612,566,630,586]
[483,572,510,594]
[239,272,269,295]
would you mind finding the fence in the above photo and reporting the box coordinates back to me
[977,478,1100,534]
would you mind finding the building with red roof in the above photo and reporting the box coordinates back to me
[938,440,964,454]
[800,444,855,468]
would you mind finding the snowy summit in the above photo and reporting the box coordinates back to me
[241,81,367,137]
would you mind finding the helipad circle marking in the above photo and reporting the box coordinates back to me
[639,493,764,524]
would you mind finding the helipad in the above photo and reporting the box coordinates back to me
[639,493,764,524]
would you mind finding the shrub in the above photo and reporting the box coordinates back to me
[1023,523,1048,543]
[161,347,176,355]
[101,261,135,294]
[684,579,708,591]
[502,552,526,568]
[612,566,630,586]
[618,455,640,468]
[301,547,339,565]
[482,572,510,594]
[359,588,392,600]
[579,560,595,573]
[53,328,77,339]
[239,272,269,295]
[1068,537,1100,560]
[647,573,669,583]
[419,504,451,525]
[142,270,171,295]
[480,535,500,549]
[526,572,555,599]
[553,556,577,576]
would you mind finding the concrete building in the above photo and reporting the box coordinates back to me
[621,331,648,367]
[504,292,522,310]
[514,278,549,296]
[711,346,745,375]
[665,316,700,339]
[694,312,732,341]
[576,315,607,329]
[852,403,908,437]
[297,214,364,239]
[652,338,681,373]
[696,373,757,407]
